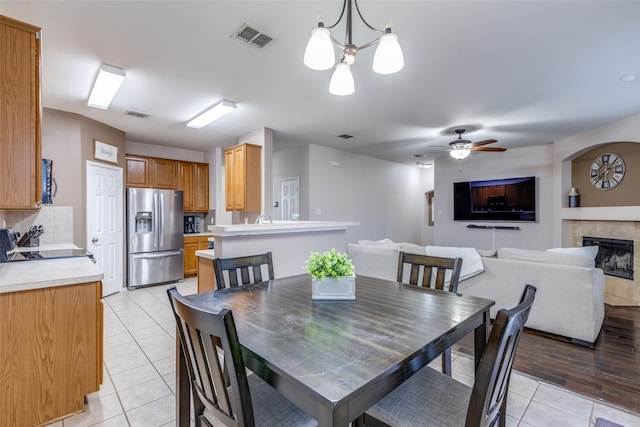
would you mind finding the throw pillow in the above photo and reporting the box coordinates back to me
[425,246,485,281]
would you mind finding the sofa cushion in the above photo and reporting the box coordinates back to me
[400,243,427,254]
[547,246,598,261]
[357,238,397,247]
[498,247,595,268]
[425,246,485,281]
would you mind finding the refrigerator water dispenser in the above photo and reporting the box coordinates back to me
[135,212,153,233]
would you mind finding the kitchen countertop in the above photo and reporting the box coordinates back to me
[207,221,359,237]
[0,243,103,293]
[183,233,214,238]
[195,249,215,260]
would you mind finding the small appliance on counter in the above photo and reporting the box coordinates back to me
[184,215,200,234]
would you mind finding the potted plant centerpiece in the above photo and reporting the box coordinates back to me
[305,249,356,300]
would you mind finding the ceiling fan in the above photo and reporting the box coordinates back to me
[448,128,505,160]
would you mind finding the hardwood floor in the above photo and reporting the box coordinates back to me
[454,304,640,415]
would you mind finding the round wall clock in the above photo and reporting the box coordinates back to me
[589,152,625,190]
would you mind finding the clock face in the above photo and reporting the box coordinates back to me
[589,152,625,190]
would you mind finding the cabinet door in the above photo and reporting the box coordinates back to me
[184,237,198,277]
[225,148,235,211]
[150,158,177,189]
[0,17,42,209]
[232,145,247,210]
[193,162,209,212]
[125,156,149,188]
[198,236,210,250]
[179,162,194,211]
[244,144,262,212]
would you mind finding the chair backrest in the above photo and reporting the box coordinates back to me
[465,284,537,427]
[167,287,254,427]
[396,251,463,292]
[213,252,274,289]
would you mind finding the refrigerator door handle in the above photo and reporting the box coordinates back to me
[159,191,165,249]
[131,250,182,259]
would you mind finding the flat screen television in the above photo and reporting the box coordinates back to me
[453,176,536,222]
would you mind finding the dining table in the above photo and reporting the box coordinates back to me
[175,274,495,427]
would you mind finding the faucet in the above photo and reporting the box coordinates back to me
[255,213,273,224]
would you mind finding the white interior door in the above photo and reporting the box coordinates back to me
[280,177,299,220]
[87,160,123,296]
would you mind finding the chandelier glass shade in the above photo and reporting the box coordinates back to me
[303,0,404,95]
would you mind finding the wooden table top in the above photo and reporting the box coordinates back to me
[184,274,494,426]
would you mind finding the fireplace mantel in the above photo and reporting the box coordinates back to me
[561,206,640,221]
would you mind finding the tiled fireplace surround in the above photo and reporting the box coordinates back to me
[568,220,640,306]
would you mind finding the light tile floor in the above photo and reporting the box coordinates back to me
[44,277,640,427]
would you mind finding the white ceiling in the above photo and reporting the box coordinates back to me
[3,0,640,166]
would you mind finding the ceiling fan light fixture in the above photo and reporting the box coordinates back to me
[329,62,355,96]
[303,23,335,70]
[450,148,471,160]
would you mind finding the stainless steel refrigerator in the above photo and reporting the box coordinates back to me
[127,188,184,288]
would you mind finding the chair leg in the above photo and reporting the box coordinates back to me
[353,414,366,427]
[442,347,452,376]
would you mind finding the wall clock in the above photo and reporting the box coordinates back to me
[589,152,625,190]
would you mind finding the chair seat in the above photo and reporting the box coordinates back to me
[246,373,317,427]
[365,366,471,427]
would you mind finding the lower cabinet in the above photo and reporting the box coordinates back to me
[0,281,103,426]
[184,236,210,277]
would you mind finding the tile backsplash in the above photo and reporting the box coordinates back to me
[0,206,74,245]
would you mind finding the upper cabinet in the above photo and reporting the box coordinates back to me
[225,143,261,212]
[126,154,209,212]
[0,16,42,209]
[178,161,209,213]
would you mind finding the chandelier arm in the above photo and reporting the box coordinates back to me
[354,0,385,33]
[325,0,348,29]
[356,38,381,51]
[330,35,346,50]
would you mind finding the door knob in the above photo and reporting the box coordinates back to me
[91,237,99,243]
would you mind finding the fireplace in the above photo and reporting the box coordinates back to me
[583,236,634,280]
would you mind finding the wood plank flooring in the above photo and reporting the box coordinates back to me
[453,304,640,415]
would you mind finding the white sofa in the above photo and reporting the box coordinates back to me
[348,242,605,346]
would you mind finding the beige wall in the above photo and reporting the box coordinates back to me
[571,142,640,207]
[43,108,126,247]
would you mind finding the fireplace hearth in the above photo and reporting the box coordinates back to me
[583,236,634,280]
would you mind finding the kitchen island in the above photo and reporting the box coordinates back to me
[0,252,104,426]
[197,221,358,292]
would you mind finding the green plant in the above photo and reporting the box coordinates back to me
[304,248,355,280]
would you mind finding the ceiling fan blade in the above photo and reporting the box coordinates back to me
[471,139,498,147]
[471,146,506,152]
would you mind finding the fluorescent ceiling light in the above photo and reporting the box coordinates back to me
[87,64,126,109]
[187,100,237,129]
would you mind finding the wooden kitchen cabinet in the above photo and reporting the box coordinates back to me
[0,16,42,209]
[179,161,209,212]
[184,235,210,277]
[150,157,178,189]
[125,155,149,187]
[0,280,103,426]
[225,143,261,211]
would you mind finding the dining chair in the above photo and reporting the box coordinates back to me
[397,251,463,376]
[167,287,316,427]
[355,284,537,427]
[213,251,274,289]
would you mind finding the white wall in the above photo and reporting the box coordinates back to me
[272,144,310,221]
[272,143,433,244]
[434,144,554,251]
[126,141,205,163]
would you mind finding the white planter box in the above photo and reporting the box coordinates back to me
[312,276,356,300]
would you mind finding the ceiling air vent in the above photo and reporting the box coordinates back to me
[124,110,150,119]
[338,134,354,139]
[232,23,274,49]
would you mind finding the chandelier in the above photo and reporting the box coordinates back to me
[303,0,404,96]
